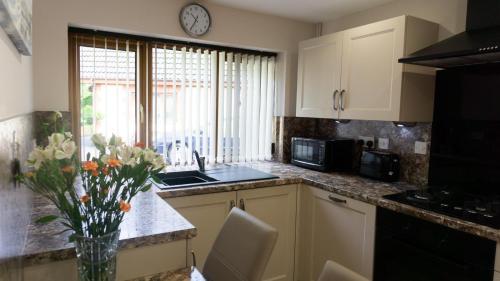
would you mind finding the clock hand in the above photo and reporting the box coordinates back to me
[190,16,199,31]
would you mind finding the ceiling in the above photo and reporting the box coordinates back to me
[208,0,397,23]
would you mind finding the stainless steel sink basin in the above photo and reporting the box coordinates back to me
[158,170,218,188]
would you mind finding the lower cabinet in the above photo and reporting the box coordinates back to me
[165,184,298,281]
[238,185,298,281]
[295,185,376,281]
[165,191,236,270]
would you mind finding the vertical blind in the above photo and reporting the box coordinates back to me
[71,31,276,166]
[152,44,276,166]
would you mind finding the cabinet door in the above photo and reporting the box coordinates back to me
[296,33,343,119]
[237,185,298,281]
[165,192,236,269]
[340,16,405,121]
[296,185,376,281]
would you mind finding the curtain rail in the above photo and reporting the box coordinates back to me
[68,27,278,58]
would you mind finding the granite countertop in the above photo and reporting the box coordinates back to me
[22,188,196,267]
[127,267,205,281]
[157,161,500,243]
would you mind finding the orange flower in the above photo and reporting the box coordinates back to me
[91,169,99,177]
[82,161,98,171]
[61,165,74,174]
[119,200,131,212]
[80,194,90,204]
[25,172,34,178]
[107,158,121,168]
[102,167,109,175]
[134,142,145,148]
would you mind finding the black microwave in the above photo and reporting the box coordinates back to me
[291,137,355,172]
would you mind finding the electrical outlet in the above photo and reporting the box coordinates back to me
[415,141,428,155]
[378,138,389,150]
[358,136,375,148]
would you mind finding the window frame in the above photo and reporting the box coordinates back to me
[69,29,277,163]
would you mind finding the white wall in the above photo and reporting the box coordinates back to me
[322,0,467,40]
[32,0,315,116]
[0,28,33,120]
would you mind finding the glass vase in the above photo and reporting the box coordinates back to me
[74,230,120,281]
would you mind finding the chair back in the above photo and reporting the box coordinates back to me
[317,260,369,281]
[202,207,278,281]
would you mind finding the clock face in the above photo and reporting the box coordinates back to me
[179,4,211,37]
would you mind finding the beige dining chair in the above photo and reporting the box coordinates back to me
[202,207,278,281]
[317,260,369,281]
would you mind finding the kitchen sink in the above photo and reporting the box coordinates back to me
[156,166,279,190]
[158,170,218,187]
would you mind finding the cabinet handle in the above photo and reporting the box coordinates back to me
[328,194,347,204]
[230,200,236,209]
[239,198,246,211]
[333,90,339,111]
[339,90,346,111]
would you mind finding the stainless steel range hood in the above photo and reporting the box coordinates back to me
[399,0,500,68]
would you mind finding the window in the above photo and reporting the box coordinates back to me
[70,30,276,166]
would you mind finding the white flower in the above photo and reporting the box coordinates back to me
[27,148,46,170]
[119,146,138,167]
[55,140,76,160]
[152,155,165,170]
[48,133,65,148]
[64,132,73,139]
[143,149,157,163]
[54,111,63,118]
[42,147,55,160]
[91,134,107,150]
[109,135,124,147]
[132,146,143,156]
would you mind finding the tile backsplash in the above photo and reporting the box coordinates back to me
[275,116,431,186]
[0,113,34,280]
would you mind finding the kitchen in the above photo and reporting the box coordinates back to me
[1,0,497,280]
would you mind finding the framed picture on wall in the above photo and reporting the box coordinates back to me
[0,0,32,55]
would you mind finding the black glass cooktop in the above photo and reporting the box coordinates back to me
[384,187,500,229]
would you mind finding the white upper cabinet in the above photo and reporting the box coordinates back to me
[296,15,438,122]
[296,32,343,119]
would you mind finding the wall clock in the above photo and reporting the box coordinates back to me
[179,3,211,37]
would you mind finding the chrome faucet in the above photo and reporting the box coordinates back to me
[193,150,206,172]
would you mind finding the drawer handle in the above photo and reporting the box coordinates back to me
[328,195,347,204]
[230,200,236,209]
[239,198,246,211]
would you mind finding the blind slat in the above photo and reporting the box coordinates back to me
[233,54,241,163]
[258,58,268,161]
[209,51,217,163]
[265,58,275,160]
[224,53,233,163]
[216,52,225,163]
[239,55,248,163]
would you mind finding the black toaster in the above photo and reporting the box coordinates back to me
[359,150,400,182]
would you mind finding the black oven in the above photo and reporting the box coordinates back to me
[291,137,354,172]
[374,207,496,281]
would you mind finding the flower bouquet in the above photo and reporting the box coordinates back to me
[20,132,165,281]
